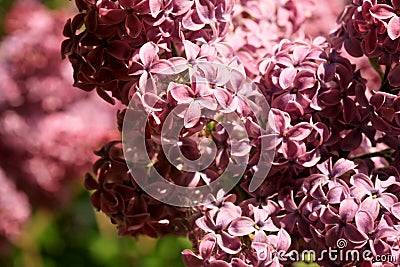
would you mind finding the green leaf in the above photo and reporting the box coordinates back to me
[369,57,384,81]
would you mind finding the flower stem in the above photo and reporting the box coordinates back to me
[350,148,393,162]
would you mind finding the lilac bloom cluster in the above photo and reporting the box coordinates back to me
[85,61,270,237]
[331,0,400,88]
[0,0,117,213]
[62,0,236,105]
[182,192,291,267]
[298,160,400,266]
[224,0,314,78]
[62,0,400,266]
[84,141,193,237]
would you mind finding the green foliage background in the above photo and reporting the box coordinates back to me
[0,188,191,267]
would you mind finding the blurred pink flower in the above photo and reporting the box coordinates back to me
[303,0,346,38]
[0,0,119,209]
[0,168,30,242]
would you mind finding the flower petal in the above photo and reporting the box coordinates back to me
[199,234,217,259]
[391,202,400,220]
[344,224,367,244]
[140,42,159,68]
[216,232,241,254]
[339,198,359,222]
[355,211,374,235]
[388,16,400,40]
[331,158,357,178]
[169,83,193,103]
[228,217,255,236]
[126,13,142,38]
[279,67,297,89]
[370,4,395,20]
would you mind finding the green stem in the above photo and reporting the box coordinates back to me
[369,57,385,81]
[350,148,392,161]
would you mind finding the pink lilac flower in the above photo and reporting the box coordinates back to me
[351,173,400,217]
[183,196,291,267]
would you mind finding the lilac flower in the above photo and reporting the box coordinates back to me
[182,235,231,267]
[305,158,357,190]
[225,0,315,78]
[196,208,242,254]
[320,197,366,246]
[265,109,311,149]
[392,203,400,220]
[259,39,326,115]
[351,174,399,218]
[239,180,280,216]
[355,211,399,255]
[228,206,280,242]
[331,0,400,87]
[129,42,175,91]
[98,0,144,38]
[203,191,237,213]
[168,79,217,128]
[369,92,400,136]
[182,0,216,31]
[278,190,312,238]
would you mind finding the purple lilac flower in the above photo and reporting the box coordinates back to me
[351,173,400,218]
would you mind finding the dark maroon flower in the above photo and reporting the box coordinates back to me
[278,190,313,238]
